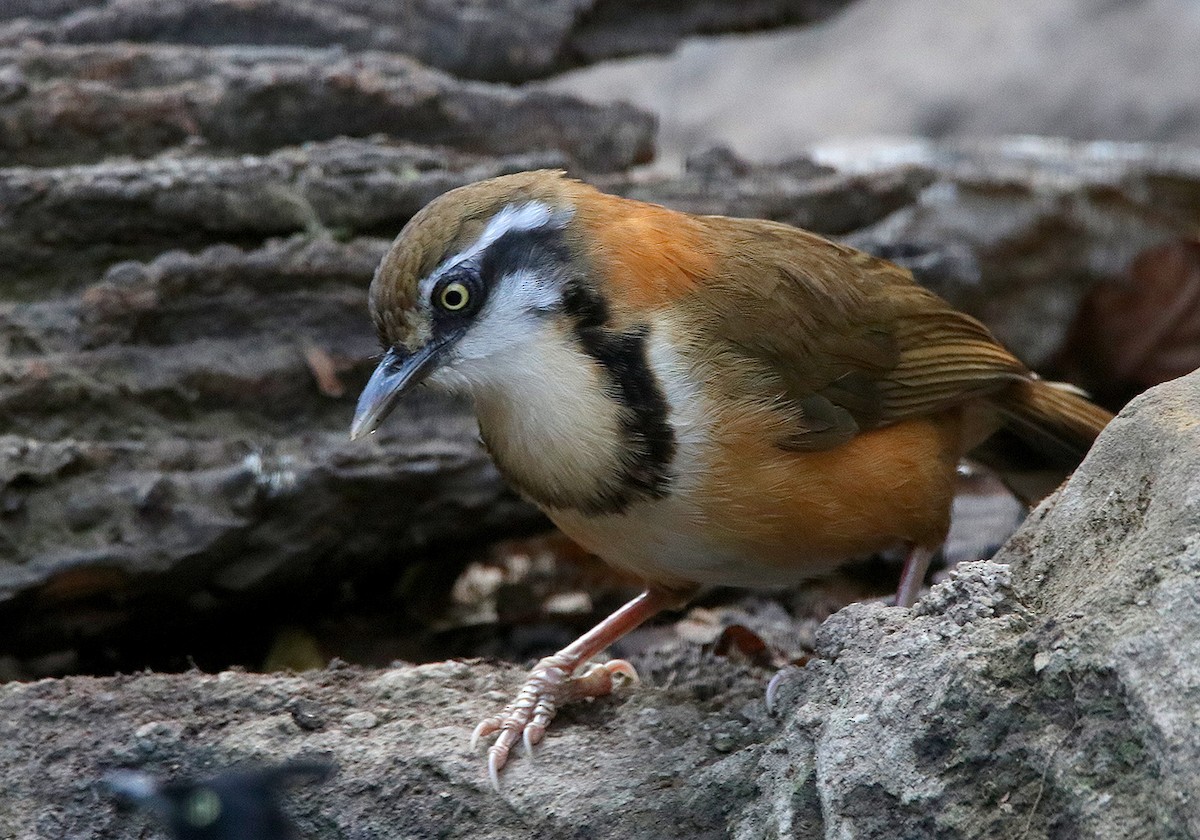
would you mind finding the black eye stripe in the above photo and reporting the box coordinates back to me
[424,224,571,326]
[480,226,572,283]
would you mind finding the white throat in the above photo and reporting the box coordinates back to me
[431,316,627,509]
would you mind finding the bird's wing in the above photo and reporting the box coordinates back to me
[684,219,1029,450]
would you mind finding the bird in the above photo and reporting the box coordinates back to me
[349,170,1113,788]
[102,760,334,840]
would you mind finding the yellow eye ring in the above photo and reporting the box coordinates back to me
[438,281,470,311]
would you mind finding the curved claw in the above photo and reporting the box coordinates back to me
[521,700,555,757]
[602,659,639,686]
[522,724,537,759]
[471,717,498,751]
[488,748,503,792]
[487,723,524,791]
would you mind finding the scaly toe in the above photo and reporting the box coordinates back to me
[471,715,504,750]
[564,659,640,701]
[473,656,641,788]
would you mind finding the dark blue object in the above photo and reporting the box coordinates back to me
[103,760,334,840]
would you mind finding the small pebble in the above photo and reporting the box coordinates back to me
[289,698,326,731]
[135,720,184,745]
[711,730,737,753]
[342,711,378,730]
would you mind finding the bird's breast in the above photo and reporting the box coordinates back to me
[549,406,964,589]
[551,325,965,588]
[472,316,962,589]
[537,322,869,588]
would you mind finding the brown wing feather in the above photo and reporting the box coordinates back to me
[686,218,1030,451]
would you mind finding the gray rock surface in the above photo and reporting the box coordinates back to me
[756,368,1200,838]
[0,656,774,838]
[0,227,543,668]
[1,370,1196,837]
[0,0,852,82]
[813,136,1200,364]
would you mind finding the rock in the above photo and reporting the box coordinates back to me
[811,137,1200,365]
[1003,367,1200,834]
[0,43,655,170]
[751,368,1200,838]
[0,0,853,83]
[0,232,544,667]
[0,657,775,838]
[611,148,933,236]
[2,371,1197,836]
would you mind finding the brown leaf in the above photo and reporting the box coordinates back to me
[710,624,773,668]
[37,567,130,603]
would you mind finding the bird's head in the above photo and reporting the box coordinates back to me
[350,169,716,442]
[351,170,586,439]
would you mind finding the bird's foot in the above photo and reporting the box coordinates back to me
[472,656,638,790]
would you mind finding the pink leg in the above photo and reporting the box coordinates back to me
[471,587,682,790]
[895,545,936,608]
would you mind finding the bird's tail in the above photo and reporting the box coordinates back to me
[971,377,1114,505]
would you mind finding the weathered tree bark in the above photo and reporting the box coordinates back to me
[0,139,569,293]
[0,43,655,169]
[0,0,854,82]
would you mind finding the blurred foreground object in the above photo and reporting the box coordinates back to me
[103,760,334,840]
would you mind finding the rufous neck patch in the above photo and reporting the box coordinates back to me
[573,190,716,315]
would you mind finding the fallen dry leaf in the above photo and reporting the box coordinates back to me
[709,624,774,668]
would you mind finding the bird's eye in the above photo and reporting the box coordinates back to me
[438,281,470,312]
